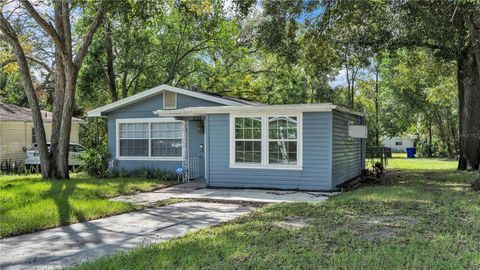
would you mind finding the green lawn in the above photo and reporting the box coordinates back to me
[0,174,175,237]
[74,157,480,270]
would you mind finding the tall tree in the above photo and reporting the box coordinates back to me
[0,12,50,178]
[257,0,480,169]
[1,0,108,178]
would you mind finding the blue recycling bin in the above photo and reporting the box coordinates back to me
[406,147,416,158]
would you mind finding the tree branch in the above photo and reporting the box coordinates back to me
[73,1,107,72]
[2,56,53,74]
[18,0,64,55]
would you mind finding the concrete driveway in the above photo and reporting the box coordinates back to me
[0,202,252,270]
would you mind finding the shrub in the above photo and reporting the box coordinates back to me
[79,143,110,178]
[108,167,177,181]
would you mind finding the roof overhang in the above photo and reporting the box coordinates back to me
[153,104,365,117]
[87,84,246,117]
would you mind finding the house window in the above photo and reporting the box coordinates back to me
[117,119,183,159]
[234,117,262,163]
[119,123,149,156]
[395,141,402,146]
[230,114,302,170]
[268,116,297,165]
[163,91,177,109]
[151,122,182,157]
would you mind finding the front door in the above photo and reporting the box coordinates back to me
[186,119,205,179]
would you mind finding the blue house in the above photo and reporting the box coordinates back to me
[88,85,366,191]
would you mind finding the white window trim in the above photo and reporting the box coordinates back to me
[163,91,177,110]
[229,112,303,170]
[116,117,183,161]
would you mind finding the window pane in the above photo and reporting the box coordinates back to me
[235,140,261,163]
[151,122,182,139]
[119,139,148,156]
[151,139,182,157]
[269,116,296,140]
[234,117,262,164]
[235,128,243,139]
[268,141,297,165]
[119,123,148,139]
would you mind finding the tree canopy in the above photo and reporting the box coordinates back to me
[1,0,479,174]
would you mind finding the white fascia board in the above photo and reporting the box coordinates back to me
[86,84,245,117]
[153,104,365,117]
[154,104,325,115]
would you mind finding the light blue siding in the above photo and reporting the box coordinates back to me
[331,110,364,187]
[206,112,333,190]
[103,89,364,190]
[106,93,216,173]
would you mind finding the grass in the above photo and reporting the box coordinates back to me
[0,173,175,238]
[73,157,480,270]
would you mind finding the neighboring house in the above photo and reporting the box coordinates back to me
[88,84,366,191]
[0,102,83,163]
[382,135,418,152]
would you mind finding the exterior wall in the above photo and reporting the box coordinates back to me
[206,112,333,190]
[382,136,414,152]
[0,121,81,163]
[106,92,218,173]
[331,110,364,187]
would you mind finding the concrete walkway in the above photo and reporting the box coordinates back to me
[112,179,335,205]
[0,202,252,270]
[110,179,206,206]
[173,188,335,203]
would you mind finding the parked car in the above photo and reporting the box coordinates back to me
[25,143,86,169]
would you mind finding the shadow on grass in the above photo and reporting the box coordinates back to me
[49,180,85,225]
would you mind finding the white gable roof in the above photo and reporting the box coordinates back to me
[87,84,247,117]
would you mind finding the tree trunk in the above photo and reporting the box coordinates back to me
[105,18,118,102]
[375,65,380,146]
[428,120,433,157]
[49,1,66,178]
[460,46,480,170]
[0,15,50,179]
[121,70,128,98]
[56,66,75,179]
[457,52,468,170]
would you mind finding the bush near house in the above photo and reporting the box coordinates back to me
[79,144,110,178]
[74,157,479,270]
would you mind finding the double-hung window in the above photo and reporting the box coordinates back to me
[230,114,302,169]
[119,123,149,157]
[151,122,182,157]
[117,119,183,160]
[234,117,262,163]
[268,116,298,165]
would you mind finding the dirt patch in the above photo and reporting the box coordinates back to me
[276,216,314,229]
[355,215,418,240]
[339,169,401,191]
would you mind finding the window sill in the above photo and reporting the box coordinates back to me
[229,163,303,170]
[117,156,183,161]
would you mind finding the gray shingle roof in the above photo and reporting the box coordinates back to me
[198,90,262,105]
[0,102,83,122]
